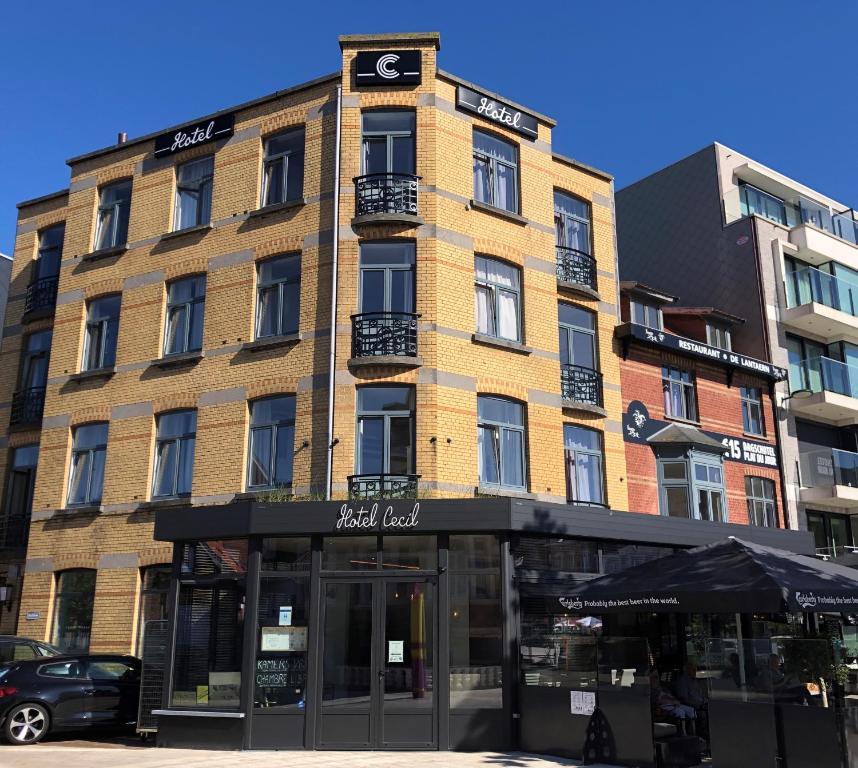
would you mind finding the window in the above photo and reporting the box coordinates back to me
[786,334,825,394]
[473,129,518,212]
[256,254,300,339]
[707,322,731,350]
[478,396,526,490]
[39,661,85,678]
[475,256,521,342]
[559,303,596,370]
[746,477,776,527]
[68,423,108,506]
[359,241,415,314]
[94,180,132,250]
[20,331,51,391]
[248,396,296,490]
[153,410,196,498]
[2,445,38,548]
[362,110,416,175]
[739,183,788,226]
[83,294,121,371]
[564,425,605,505]
[137,565,171,656]
[355,386,415,479]
[449,535,502,709]
[52,569,96,653]
[630,299,662,329]
[554,192,591,253]
[662,366,697,421]
[261,127,305,206]
[174,156,213,230]
[164,276,205,356]
[88,660,139,682]
[807,511,853,558]
[658,452,725,521]
[741,386,765,436]
[35,225,64,281]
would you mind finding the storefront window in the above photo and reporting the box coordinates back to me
[171,583,245,708]
[52,569,96,653]
[181,539,248,576]
[322,536,378,571]
[381,535,437,571]
[255,577,309,708]
[261,537,311,572]
[449,535,503,709]
[514,536,599,573]
[136,565,171,656]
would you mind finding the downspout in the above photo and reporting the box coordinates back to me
[325,84,343,501]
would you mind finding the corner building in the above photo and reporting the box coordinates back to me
[0,35,809,755]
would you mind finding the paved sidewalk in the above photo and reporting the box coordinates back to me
[2,742,615,768]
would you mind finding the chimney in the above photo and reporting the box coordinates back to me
[117,131,128,145]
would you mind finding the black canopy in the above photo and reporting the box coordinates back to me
[568,537,858,614]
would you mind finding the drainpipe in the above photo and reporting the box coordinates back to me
[325,85,343,501]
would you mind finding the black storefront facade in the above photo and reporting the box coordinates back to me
[150,497,812,757]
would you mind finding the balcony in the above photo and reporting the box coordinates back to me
[9,387,46,428]
[556,246,598,296]
[348,474,420,500]
[353,173,423,226]
[349,312,421,369]
[23,276,59,320]
[561,364,605,414]
[788,356,858,422]
[781,266,858,342]
[800,448,858,509]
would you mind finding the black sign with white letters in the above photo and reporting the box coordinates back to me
[153,113,235,158]
[355,50,422,86]
[456,85,540,140]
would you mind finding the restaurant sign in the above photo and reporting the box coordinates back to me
[621,323,787,381]
[623,401,779,469]
[355,50,421,86]
[456,85,539,140]
[335,502,420,532]
[154,113,235,158]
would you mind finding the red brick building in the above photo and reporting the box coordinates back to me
[616,282,788,528]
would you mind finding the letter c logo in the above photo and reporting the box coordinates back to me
[376,53,400,79]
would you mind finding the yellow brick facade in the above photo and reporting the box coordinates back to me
[0,33,627,651]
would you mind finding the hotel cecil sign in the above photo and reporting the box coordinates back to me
[154,113,235,158]
[355,50,422,86]
[456,85,539,139]
[335,502,420,532]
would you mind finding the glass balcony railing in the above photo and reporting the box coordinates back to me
[791,356,858,399]
[800,447,858,489]
[785,266,858,316]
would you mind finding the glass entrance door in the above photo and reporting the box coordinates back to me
[317,578,436,749]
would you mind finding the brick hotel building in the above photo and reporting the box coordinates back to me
[0,33,808,754]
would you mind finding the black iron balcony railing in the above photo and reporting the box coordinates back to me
[354,173,421,217]
[556,246,597,291]
[561,364,603,407]
[9,387,46,427]
[24,275,59,316]
[352,312,419,358]
[348,473,420,500]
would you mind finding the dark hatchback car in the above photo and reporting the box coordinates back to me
[0,655,140,744]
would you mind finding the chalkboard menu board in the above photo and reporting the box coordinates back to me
[254,654,307,708]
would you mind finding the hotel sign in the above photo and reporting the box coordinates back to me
[154,113,235,158]
[621,323,787,381]
[355,50,422,86]
[623,401,779,469]
[335,502,420,532]
[456,85,539,140]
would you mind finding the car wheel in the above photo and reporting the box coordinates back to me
[4,703,50,745]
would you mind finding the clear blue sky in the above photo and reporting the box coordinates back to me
[2,0,857,255]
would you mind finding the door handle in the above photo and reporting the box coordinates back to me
[377,670,385,680]
[84,689,96,696]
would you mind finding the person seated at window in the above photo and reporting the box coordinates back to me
[754,653,785,692]
[755,653,812,704]
[674,660,707,710]
[650,669,696,726]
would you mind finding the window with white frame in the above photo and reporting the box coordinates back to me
[473,130,518,213]
[630,299,662,329]
[94,180,132,251]
[261,128,305,207]
[707,322,731,350]
[657,450,726,522]
[82,295,121,371]
[554,191,591,253]
[174,156,214,231]
[475,255,521,342]
[564,425,604,505]
[662,365,697,421]
[740,385,765,436]
[746,476,776,527]
[478,396,526,490]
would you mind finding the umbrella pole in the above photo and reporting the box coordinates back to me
[736,613,748,702]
